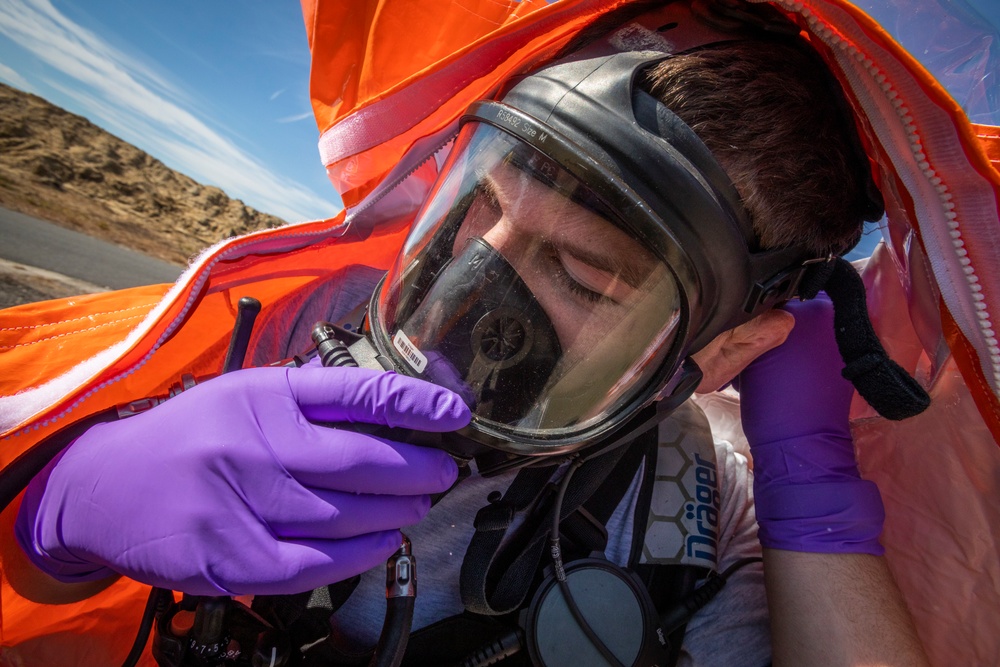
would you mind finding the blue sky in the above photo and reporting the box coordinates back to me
[0,0,338,223]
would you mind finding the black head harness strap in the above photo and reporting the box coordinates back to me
[587,0,931,421]
[800,258,931,420]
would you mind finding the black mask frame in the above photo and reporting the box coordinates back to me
[365,3,926,463]
[385,49,826,456]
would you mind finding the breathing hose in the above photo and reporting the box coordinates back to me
[367,536,416,667]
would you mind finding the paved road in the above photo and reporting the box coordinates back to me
[0,206,183,290]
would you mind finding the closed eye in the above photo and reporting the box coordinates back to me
[553,247,636,305]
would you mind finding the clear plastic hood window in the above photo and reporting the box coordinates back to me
[372,123,683,439]
[856,0,1000,125]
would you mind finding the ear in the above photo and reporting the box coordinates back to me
[691,308,795,393]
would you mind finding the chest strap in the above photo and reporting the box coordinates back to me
[460,429,655,616]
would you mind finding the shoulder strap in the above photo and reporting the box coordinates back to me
[631,401,720,665]
[460,434,653,616]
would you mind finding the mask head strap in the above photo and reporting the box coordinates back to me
[580,2,927,420]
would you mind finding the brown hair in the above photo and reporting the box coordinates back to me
[639,41,874,255]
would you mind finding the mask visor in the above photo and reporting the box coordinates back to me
[373,123,684,443]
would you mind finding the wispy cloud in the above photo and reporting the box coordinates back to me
[269,88,285,102]
[0,62,35,92]
[276,111,313,124]
[0,0,338,222]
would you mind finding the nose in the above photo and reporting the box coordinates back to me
[479,215,538,284]
[481,218,514,257]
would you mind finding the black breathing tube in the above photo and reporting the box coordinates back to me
[312,324,417,667]
[368,538,417,667]
[542,456,762,667]
[547,457,627,667]
[121,588,172,667]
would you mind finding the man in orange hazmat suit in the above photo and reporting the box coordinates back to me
[2,1,999,666]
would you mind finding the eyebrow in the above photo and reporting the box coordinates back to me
[485,171,658,289]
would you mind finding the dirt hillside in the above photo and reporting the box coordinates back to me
[0,82,287,266]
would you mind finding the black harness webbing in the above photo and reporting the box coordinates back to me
[460,429,656,616]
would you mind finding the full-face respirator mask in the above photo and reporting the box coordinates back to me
[328,48,828,470]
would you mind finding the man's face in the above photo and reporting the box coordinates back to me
[382,127,694,430]
[444,156,795,414]
[448,160,680,420]
[453,161,677,356]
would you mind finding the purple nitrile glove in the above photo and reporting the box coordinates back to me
[738,295,885,555]
[16,366,470,595]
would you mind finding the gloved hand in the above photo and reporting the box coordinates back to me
[738,295,885,555]
[16,366,470,595]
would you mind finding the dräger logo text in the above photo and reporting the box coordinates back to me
[684,452,720,561]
